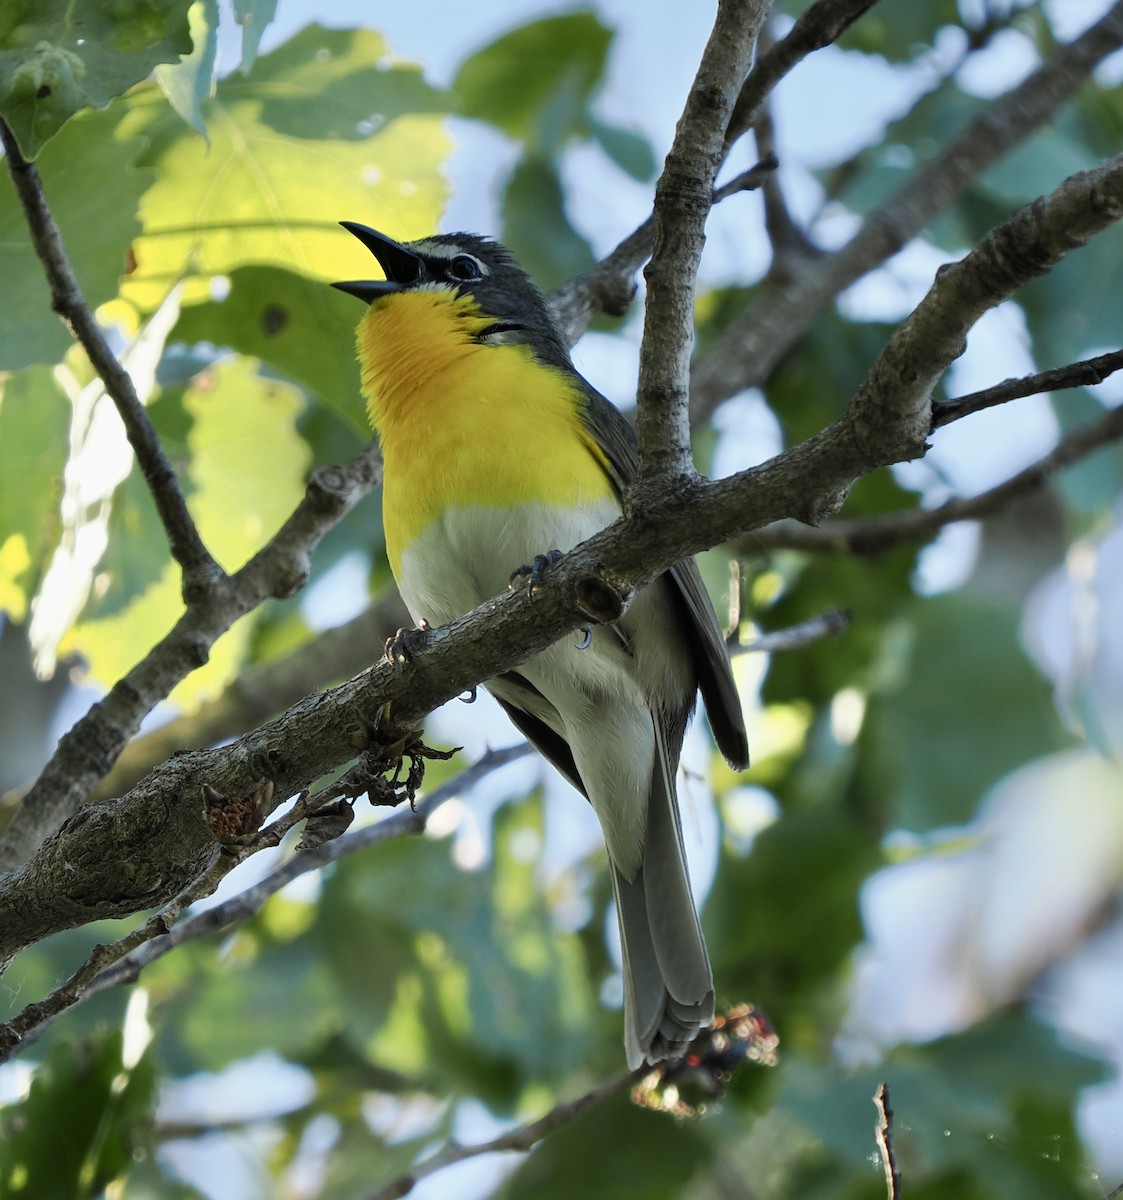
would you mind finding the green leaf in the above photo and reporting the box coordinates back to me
[501,157,595,291]
[0,1029,157,1198]
[117,24,450,314]
[453,12,613,154]
[315,800,596,1099]
[155,0,217,140]
[1020,224,1123,372]
[589,116,656,182]
[979,125,1099,207]
[232,0,278,73]
[0,0,193,158]
[858,592,1068,830]
[707,808,876,1023]
[158,935,342,1070]
[0,103,152,370]
[171,265,369,436]
[0,366,69,620]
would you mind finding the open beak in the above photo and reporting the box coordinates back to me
[332,222,425,302]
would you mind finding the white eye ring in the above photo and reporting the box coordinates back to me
[446,254,484,282]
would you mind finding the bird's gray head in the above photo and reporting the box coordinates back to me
[333,223,566,356]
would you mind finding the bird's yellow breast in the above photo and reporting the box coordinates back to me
[356,289,615,574]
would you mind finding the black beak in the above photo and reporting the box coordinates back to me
[332,222,425,303]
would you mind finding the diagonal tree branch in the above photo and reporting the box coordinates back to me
[0,443,382,873]
[0,117,219,596]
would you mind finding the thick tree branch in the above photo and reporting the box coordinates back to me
[636,0,769,478]
[0,118,219,595]
[0,445,382,873]
[0,745,531,1056]
[689,1,1123,425]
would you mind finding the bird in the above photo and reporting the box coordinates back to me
[334,224,749,1067]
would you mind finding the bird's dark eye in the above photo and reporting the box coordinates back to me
[446,254,484,282]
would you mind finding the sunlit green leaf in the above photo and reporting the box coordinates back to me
[172,265,369,436]
[64,358,310,704]
[0,0,192,158]
[316,800,596,1099]
[0,366,68,619]
[117,25,450,314]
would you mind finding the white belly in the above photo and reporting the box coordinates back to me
[395,500,692,876]
[395,498,620,629]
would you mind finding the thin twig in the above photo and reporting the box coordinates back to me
[0,118,219,594]
[0,745,531,1059]
[873,1082,902,1200]
[365,1067,639,1200]
[746,400,1123,555]
[931,349,1123,428]
[731,609,851,654]
[724,0,882,152]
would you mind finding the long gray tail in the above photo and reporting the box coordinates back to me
[614,726,714,1068]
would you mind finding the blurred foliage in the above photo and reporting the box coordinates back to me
[2,2,1123,1200]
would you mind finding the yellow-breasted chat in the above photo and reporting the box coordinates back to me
[335,223,749,1067]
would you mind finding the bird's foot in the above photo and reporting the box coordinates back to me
[509,549,563,598]
[384,618,432,665]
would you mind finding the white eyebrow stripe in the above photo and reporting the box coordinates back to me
[408,240,492,277]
